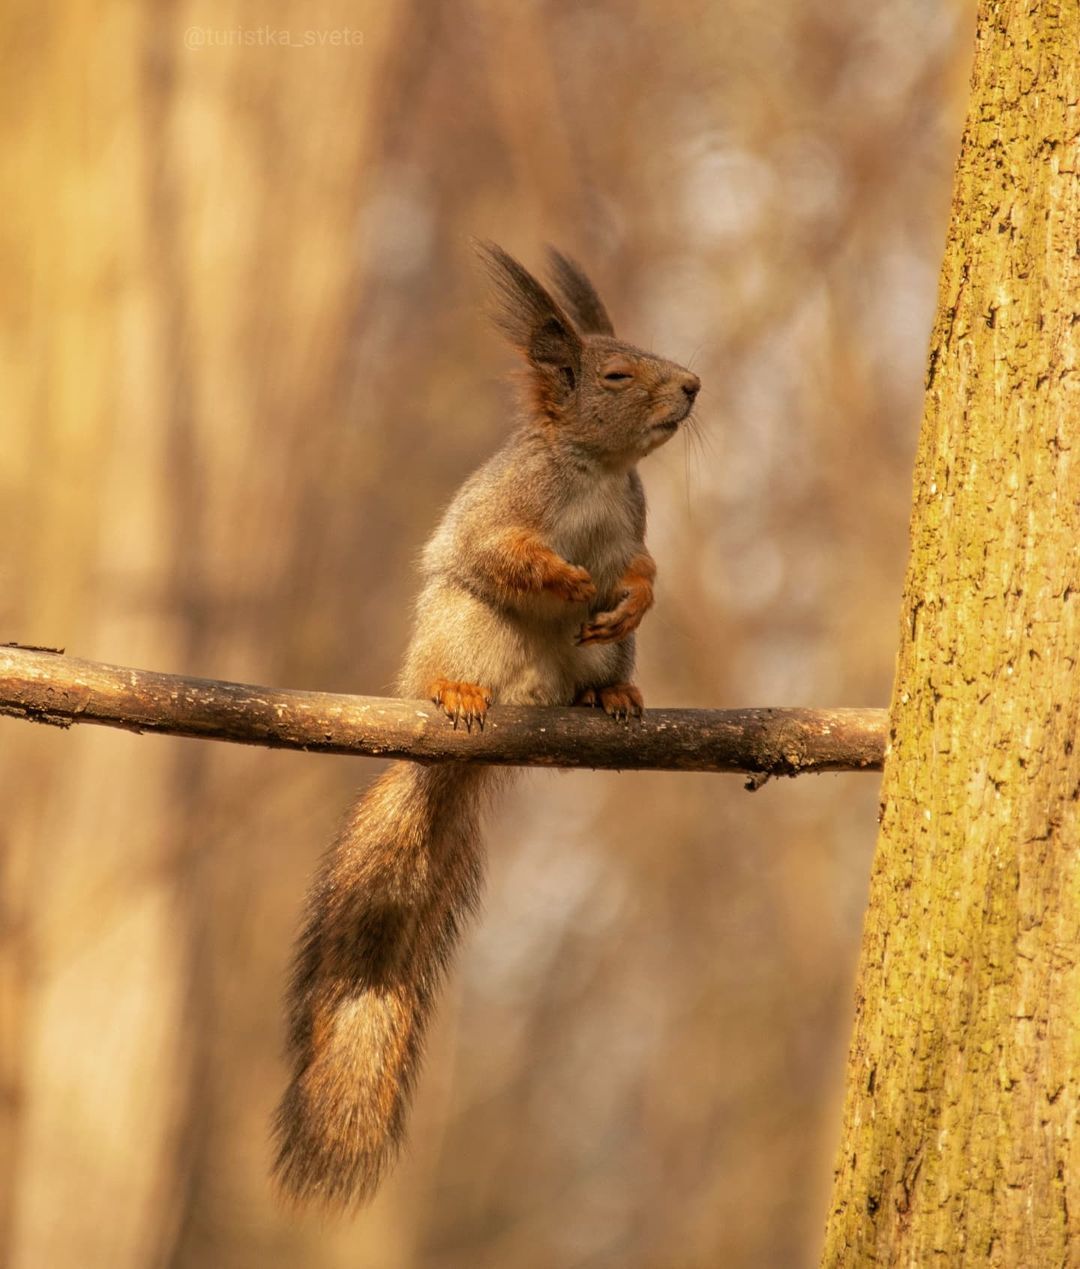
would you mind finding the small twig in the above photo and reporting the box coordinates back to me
[0,646,886,778]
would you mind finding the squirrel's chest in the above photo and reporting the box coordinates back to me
[549,480,637,594]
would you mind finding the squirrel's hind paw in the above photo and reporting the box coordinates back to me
[573,682,644,721]
[429,679,493,731]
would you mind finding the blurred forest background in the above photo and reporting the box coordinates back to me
[0,2,974,1266]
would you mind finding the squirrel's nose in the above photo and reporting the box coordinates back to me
[681,373,701,403]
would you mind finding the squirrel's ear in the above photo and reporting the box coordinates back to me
[475,240,582,397]
[546,247,615,337]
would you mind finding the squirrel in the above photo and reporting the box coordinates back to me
[272,242,700,1209]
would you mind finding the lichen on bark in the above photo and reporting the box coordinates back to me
[823,2,1080,1264]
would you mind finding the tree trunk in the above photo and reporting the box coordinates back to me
[822,3,1080,1264]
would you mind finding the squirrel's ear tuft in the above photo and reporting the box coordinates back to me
[546,247,615,337]
[474,240,582,402]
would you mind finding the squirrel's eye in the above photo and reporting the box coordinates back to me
[603,371,632,382]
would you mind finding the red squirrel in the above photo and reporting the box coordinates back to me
[273,243,700,1208]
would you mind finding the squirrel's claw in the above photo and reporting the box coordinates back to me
[429,679,493,731]
[573,682,644,721]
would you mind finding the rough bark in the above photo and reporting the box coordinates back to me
[823,3,1080,1264]
[0,646,884,778]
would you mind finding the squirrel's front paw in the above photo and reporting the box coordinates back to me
[574,682,644,721]
[544,560,597,605]
[577,593,646,645]
[429,679,493,731]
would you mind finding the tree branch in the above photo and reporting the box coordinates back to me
[0,645,885,780]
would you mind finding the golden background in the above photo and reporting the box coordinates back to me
[0,3,971,1265]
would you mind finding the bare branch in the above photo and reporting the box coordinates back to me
[0,645,885,779]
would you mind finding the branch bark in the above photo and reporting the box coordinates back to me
[0,645,884,779]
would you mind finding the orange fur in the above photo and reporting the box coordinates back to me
[574,682,645,719]
[429,678,492,730]
[578,551,655,645]
[487,528,598,603]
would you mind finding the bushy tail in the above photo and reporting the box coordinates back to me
[272,760,499,1209]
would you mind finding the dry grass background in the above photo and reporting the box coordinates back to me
[0,2,972,1265]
